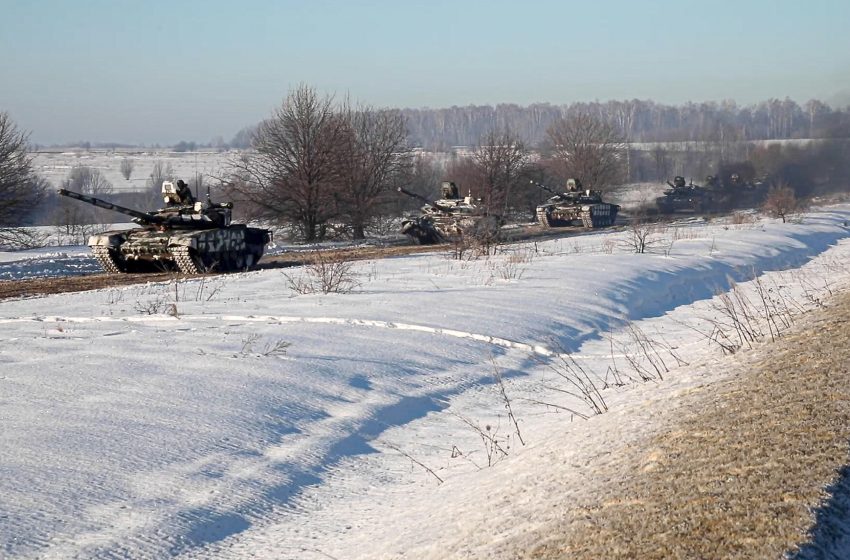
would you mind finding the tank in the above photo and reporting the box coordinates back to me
[655,176,727,214]
[533,179,620,228]
[57,180,272,274]
[397,181,500,244]
[723,173,770,209]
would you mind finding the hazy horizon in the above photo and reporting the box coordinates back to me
[2,0,849,145]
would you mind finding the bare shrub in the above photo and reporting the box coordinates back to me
[624,216,665,254]
[133,294,169,315]
[762,183,798,223]
[730,212,757,226]
[450,219,503,261]
[283,251,360,294]
[488,246,534,280]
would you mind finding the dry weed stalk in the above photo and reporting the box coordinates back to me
[492,360,525,446]
[450,411,512,468]
[536,341,608,415]
[385,442,443,483]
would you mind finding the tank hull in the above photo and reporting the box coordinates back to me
[400,213,502,245]
[88,225,272,274]
[536,202,619,228]
[654,190,731,214]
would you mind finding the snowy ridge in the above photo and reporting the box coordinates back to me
[2,206,850,558]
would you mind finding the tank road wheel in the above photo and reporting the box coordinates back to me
[91,246,125,273]
[172,246,205,274]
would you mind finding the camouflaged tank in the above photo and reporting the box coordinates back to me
[655,176,728,214]
[397,181,500,244]
[57,180,272,274]
[723,173,770,209]
[533,179,620,228]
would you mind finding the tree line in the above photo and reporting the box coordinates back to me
[400,98,850,150]
[3,88,850,247]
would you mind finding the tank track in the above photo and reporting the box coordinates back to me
[172,246,204,274]
[581,206,617,228]
[536,208,552,228]
[91,246,123,273]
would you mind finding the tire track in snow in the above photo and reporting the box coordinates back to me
[0,314,555,355]
[0,313,706,361]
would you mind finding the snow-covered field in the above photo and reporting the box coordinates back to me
[3,206,850,558]
[32,151,233,191]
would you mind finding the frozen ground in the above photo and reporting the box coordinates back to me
[2,206,850,558]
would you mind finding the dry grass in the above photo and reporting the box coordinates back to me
[526,290,850,560]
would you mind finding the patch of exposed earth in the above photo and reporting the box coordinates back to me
[520,290,850,559]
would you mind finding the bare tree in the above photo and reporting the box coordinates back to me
[404,154,442,200]
[55,166,115,228]
[472,128,530,215]
[144,160,175,207]
[762,183,798,223]
[120,157,135,180]
[228,85,346,241]
[62,166,113,196]
[545,113,625,191]
[0,112,47,246]
[335,105,410,239]
[147,160,174,190]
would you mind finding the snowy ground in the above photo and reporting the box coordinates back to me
[3,206,850,558]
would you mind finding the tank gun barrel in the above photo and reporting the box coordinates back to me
[57,189,163,225]
[397,186,431,205]
[529,180,559,195]
[397,186,451,211]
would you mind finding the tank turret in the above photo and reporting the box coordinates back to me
[57,180,272,274]
[666,176,689,190]
[532,179,619,228]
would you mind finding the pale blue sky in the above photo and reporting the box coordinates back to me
[1,0,848,145]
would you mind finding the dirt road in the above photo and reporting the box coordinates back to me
[0,224,593,301]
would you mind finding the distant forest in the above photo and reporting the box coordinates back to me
[394,98,850,150]
[40,98,850,152]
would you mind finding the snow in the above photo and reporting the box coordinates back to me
[2,206,850,558]
[32,151,233,192]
